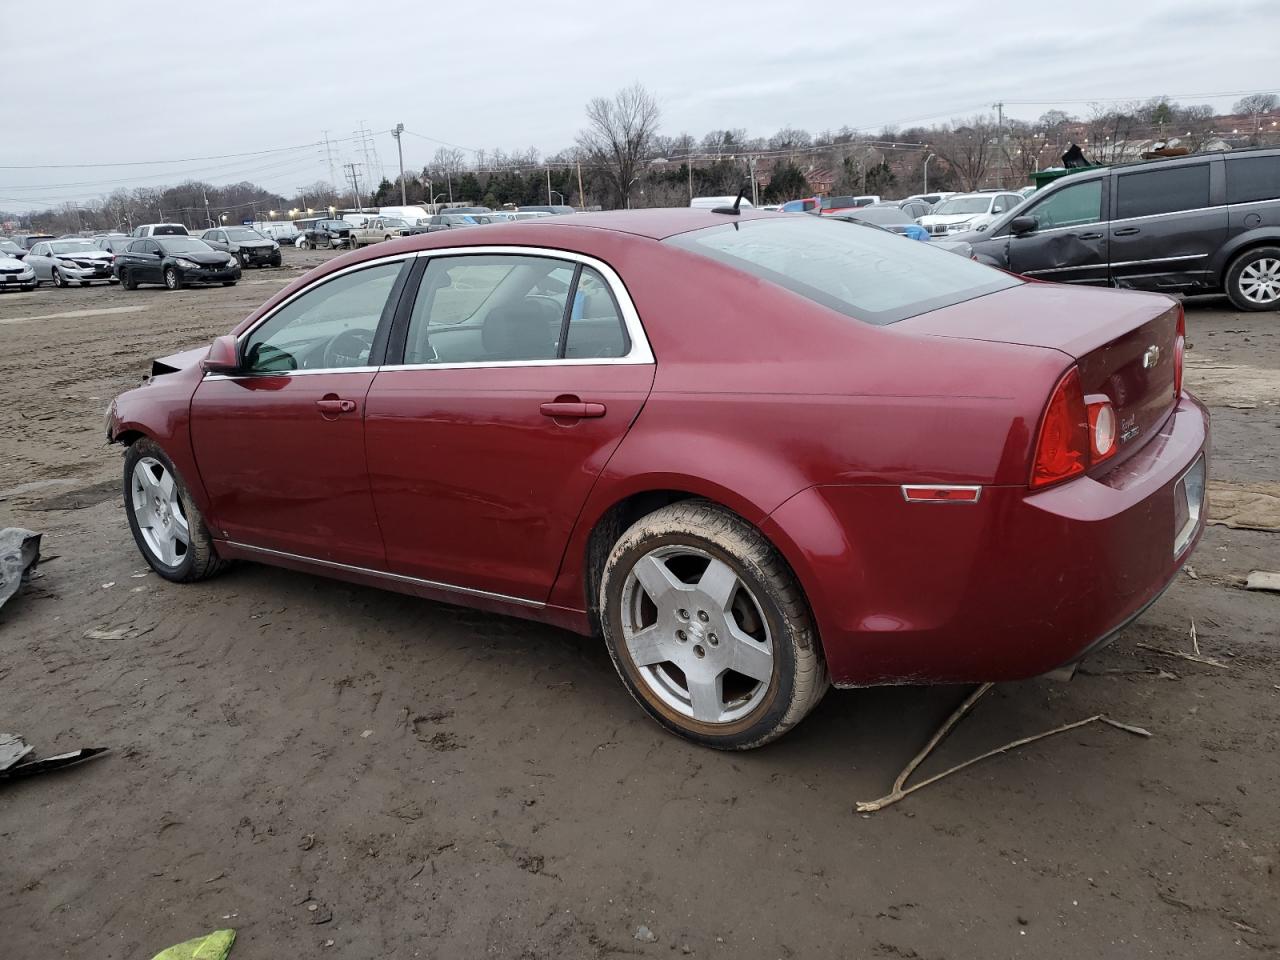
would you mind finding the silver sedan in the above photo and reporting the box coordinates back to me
[25,239,118,287]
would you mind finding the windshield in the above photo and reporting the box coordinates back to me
[665,217,1019,325]
[933,197,992,215]
[380,218,409,227]
[158,238,213,253]
[50,240,98,254]
[225,228,266,240]
[0,239,21,253]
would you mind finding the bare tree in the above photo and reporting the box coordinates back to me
[1085,102,1143,163]
[576,83,661,208]
[1233,93,1278,145]
[931,115,998,190]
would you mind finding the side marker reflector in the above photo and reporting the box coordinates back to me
[901,485,982,503]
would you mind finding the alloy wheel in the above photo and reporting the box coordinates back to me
[130,457,190,567]
[1239,257,1280,305]
[620,546,774,724]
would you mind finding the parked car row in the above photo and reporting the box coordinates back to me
[0,231,243,292]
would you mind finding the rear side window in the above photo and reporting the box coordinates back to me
[1226,155,1280,205]
[1116,164,1210,220]
[667,217,1020,325]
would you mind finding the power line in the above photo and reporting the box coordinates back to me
[0,129,385,171]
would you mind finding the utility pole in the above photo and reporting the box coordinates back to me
[546,166,553,205]
[323,130,339,187]
[749,156,758,206]
[687,155,693,202]
[202,186,212,228]
[923,153,936,193]
[343,162,363,211]
[392,123,407,205]
[993,101,1005,187]
[577,161,585,211]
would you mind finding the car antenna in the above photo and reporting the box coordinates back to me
[711,184,749,215]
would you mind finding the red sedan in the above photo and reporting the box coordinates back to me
[107,209,1209,748]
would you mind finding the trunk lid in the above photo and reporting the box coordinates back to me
[899,283,1180,468]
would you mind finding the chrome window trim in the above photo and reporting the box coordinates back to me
[394,244,654,368]
[234,251,417,347]
[1225,195,1280,210]
[216,245,654,379]
[224,541,545,608]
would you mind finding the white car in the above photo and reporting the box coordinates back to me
[0,252,36,291]
[690,196,755,209]
[916,192,1024,236]
[130,223,190,238]
[25,238,118,286]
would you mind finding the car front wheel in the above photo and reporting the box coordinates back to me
[123,439,228,582]
[52,267,66,288]
[1226,246,1280,311]
[599,500,828,749]
[163,266,181,290]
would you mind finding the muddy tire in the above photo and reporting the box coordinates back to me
[599,500,828,749]
[123,438,229,583]
[1225,246,1280,312]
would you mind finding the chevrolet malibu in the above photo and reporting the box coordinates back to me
[106,210,1208,749]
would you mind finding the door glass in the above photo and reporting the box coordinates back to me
[1225,155,1280,205]
[1026,180,1103,230]
[241,260,402,373]
[1116,164,1210,220]
[564,267,629,358]
[403,254,573,364]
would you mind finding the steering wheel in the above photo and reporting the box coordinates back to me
[322,328,374,368]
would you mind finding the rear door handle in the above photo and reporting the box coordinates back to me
[540,400,606,419]
[1113,226,1141,236]
[316,398,357,414]
[1078,232,1103,240]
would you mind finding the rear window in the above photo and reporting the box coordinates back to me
[666,217,1020,325]
[1116,163,1210,220]
[1226,155,1280,205]
[152,224,188,236]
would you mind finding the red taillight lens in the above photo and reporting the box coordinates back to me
[1031,367,1090,489]
[1086,396,1117,462]
[1173,304,1185,397]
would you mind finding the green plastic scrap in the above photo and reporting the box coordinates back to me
[150,929,236,960]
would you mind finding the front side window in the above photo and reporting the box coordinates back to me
[1116,163,1210,220]
[402,255,629,364]
[667,217,1019,325]
[241,261,403,373]
[1024,179,1103,230]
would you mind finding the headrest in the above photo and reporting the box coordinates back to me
[481,300,559,360]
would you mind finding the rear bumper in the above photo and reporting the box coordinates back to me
[761,393,1210,686]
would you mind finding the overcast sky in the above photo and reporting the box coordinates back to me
[2,0,1276,210]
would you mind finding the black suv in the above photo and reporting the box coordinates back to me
[962,148,1280,311]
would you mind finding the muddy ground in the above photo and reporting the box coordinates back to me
[1,248,1278,959]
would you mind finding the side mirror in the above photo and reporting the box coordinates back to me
[1010,215,1038,236]
[202,335,240,374]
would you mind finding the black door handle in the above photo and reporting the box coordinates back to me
[1113,226,1141,237]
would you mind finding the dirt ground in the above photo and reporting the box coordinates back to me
[1,248,1278,960]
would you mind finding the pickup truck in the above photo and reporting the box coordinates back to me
[298,219,353,250]
[349,217,415,247]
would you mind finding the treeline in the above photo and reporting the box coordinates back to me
[6,90,1273,233]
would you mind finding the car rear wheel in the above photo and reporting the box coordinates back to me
[1226,246,1280,311]
[123,439,228,583]
[121,267,138,290]
[299,238,312,250]
[599,500,828,749]
[163,266,181,290]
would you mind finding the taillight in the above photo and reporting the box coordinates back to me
[1173,304,1185,397]
[1086,396,1117,462]
[1031,367,1089,489]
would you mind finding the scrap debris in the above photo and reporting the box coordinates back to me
[1244,571,1280,593]
[149,929,235,960]
[0,733,108,782]
[1135,619,1229,669]
[855,683,1150,813]
[0,528,41,611]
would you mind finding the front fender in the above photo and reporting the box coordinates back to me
[108,362,212,516]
